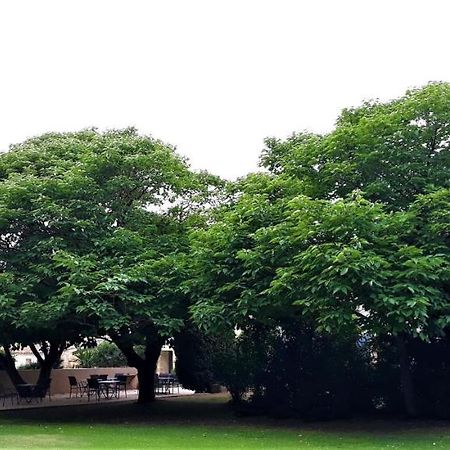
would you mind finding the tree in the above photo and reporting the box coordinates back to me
[172,322,218,393]
[264,193,449,416]
[191,83,450,417]
[0,131,102,386]
[0,128,218,401]
[58,185,219,403]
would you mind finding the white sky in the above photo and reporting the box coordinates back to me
[1,0,449,179]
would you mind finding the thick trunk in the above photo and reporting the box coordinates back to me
[36,360,54,386]
[138,338,163,404]
[0,345,26,386]
[30,341,64,386]
[396,335,419,417]
[113,333,164,404]
[137,364,157,403]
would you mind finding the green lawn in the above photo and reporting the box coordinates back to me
[0,394,449,449]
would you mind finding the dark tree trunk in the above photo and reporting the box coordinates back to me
[138,338,164,403]
[136,364,157,403]
[36,360,54,386]
[30,341,65,386]
[396,335,419,417]
[0,345,26,386]
[113,332,164,404]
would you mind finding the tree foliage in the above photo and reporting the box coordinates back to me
[0,128,220,401]
[0,83,448,416]
[74,342,129,368]
[190,83,450,417]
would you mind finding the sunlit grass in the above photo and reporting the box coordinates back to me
[1,394,449,449]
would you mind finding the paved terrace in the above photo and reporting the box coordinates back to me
[0,388,195,411]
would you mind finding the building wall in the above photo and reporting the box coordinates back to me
[157,350,174,374]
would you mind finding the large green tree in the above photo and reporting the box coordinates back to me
[0,128,216,401]
[0,132,104,386]
[191,83,450,417]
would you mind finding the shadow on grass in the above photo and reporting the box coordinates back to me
[2,392,450,439]
[0,393,236,426]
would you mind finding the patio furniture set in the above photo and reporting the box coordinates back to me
[154,373,180,395]
[0,372,181,407]
[0,379,52,406]
[68,374,130,401]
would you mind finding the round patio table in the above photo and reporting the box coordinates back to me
[98,380,120,399]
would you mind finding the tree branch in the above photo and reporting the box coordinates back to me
[29,343,44,365]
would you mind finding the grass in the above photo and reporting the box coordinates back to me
[0,393,450,449]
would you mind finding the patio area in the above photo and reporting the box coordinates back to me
[0,387,195,411]
[0,367,195,411]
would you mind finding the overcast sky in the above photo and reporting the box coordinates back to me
[1,1,449,179]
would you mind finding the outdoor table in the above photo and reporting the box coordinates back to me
[157,377,174,395]
[98,380,120,399]
[16,384,38,403]
[16,383,37,391]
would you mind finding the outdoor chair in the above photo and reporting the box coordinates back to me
[154,373,161,394]
[86,377,102,401]
[0,388,18,407]
[156,373,173,395]
[98,374,108,380]
[169,373,180,394]
[115,374,128,398]
[34,379,52,401]
[16,379,51,404]
[16,385,35,404]
[68,376,85,398]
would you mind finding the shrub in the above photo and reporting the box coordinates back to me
[74,342,128,368]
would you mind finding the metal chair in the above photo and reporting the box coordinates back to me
[86,378,102,401]
[34,379,51,401]
[16,380,51,404]
[0,389,18,407]
[116,374,128,398]
[68,376,85,398]
[16,385,35,404]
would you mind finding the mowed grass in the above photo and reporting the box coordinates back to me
[0,394,450,449]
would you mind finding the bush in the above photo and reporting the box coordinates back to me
[74,342,128,368]
[17,361,41,370]
[173,324,217,392]
[210,319,374,419]
[211,328,265,404]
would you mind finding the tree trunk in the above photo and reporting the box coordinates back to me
[0,345,26,386]
[396,335,419,417]
[30,341,64,386]
[113,333,164,404]
[36,360,54,386]
[136,364,157,403]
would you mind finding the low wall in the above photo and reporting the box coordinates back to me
[0,367,138,395]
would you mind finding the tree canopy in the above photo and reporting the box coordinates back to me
[190,83,450,417]
[0,128,221,401]
[0,84,448,415]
